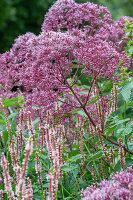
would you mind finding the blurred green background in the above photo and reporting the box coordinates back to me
[0,0,133,53]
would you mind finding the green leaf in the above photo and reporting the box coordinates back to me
[61,165,78,172]
[0,85,5,90]
[27,168,35,173]
[102,81,113,94]
[125,46,129,54]
[125,158,133,168]
[79,179,88,189]
[86,151,103,164]
[120,81,133,103]
[3,98,18,103]
[2,130,8,144]
[129,46,133,53]
[70,154,81,163]
[2,98,19,107]
[78,91,88,95]
[125,31,131,36]
[105,101,133,127]
[72,60,77,65]
[77,110,88,118]
[8,113,17,120]
[43,183,49,188]
[33,117,40,125]
[103,136,118,147]
[58,97,66,107]
[0,120,6,124]
[113,160,121,173]
[17,94,25,106]
[106,118,130,129]
[4,102,19,106]
[114,58,127,76]
[87,96,100,105]
[116,126,132,137]
[32,106,39,109]
[128,143,133,151]
[105,125,117,136]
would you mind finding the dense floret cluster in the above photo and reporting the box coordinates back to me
[81,167,133,200]
[0,1,133,199]
[0,0,132,117]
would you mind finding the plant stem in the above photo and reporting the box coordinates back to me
[61,72,133,155]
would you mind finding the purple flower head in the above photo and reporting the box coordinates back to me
[42,0,112,36]
[0,0,131,120]
[81,168,133,200]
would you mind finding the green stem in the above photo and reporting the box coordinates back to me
[84,143,100,181]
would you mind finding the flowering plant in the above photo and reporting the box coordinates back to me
[0,0,133,199]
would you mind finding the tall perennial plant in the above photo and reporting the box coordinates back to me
[0,0,133,199]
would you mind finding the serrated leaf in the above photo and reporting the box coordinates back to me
[105,101,133,127]
[106,118,130,130]
[116,126,132,137]
[120,81,133,103]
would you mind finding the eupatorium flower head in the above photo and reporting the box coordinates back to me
[81,168,133,200]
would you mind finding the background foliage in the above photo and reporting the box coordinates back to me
[0,0,133,53]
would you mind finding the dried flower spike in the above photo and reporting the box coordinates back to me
[0,190,3,200]
[1,153,15,200]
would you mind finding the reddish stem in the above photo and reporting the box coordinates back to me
[84,75,97,107]
[0,134,4,149]
[61,72,133,155]
[71,71,85,87]
[95,80,105,132]
[85,139,110,167]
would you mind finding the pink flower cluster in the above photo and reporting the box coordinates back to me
[42,0,112,34]
[81,167,133,200]
[0,0,132,117]
[42,0,132,48]
[0,31,77,115]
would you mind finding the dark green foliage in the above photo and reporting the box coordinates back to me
[0,0,54,53]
